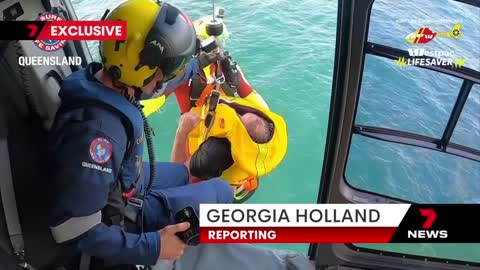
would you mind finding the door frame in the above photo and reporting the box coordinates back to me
[308,0,480,269]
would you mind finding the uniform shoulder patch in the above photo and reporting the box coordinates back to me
[89,137,113,164]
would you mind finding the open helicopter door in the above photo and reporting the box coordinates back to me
[308,0,480,269]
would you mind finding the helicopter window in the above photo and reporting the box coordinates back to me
[348,0,480,204]
[343,0,480,264]
[367,0,480,71]
[450,83,480,150]
[355,55,464,138]
[346,135,480,203]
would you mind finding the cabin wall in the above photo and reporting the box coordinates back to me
[0,69,61,270]
[1,0,75,130]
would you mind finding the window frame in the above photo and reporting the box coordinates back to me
[310,0,480,268]
[355,43,479,162]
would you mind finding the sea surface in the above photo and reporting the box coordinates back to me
[72,0,480,264]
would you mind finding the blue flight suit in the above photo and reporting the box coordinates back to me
[47,62,233,266]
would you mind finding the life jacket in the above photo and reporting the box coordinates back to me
[187,92,288,188]
[140,94,166,117]
[58,62,145,227]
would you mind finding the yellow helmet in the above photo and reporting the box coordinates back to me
[100,0,197,88]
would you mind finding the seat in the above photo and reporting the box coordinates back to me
[0,36,76,270]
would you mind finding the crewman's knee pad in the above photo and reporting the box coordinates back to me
[157,162,189,182]
[153,178,233,224]
[144,162,189,189]
[206,178,234,204]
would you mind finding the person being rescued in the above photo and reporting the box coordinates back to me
[170,91,288,203]
[141,11,288,202]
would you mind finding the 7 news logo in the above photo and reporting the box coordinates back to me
[407,208,448,239]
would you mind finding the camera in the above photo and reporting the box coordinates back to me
[174,206,200,246]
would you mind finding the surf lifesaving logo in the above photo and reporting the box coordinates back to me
[89,137,113,164]
[405,23,462,44]
[395,22,466,68]
[34,13,67,51]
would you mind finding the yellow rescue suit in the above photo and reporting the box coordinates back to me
[187,93,288,197]
[140,95,165,117]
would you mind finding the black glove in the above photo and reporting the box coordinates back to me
[197,51,221,69]
[220,51,240,89]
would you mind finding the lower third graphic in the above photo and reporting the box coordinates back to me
[395,48,466,68]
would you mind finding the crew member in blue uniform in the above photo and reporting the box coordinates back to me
[46,0,233,268]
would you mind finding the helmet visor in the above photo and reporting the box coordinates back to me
[160,56,189,82]
[139,3,196,83]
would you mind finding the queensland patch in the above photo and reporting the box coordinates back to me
[89,137,113,164]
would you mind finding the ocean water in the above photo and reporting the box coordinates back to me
[71,0,480,264]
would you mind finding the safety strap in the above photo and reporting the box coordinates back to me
[0,137,33,269]
[216,53,238,97]
[214,61,226,90]
[220,51,240,94]
[202,90,221,140]
[79,253,91,270]
[233,177,259,204]
[189,76,204,107]
[212,60,236,97]
[189,51,239,108]
[194,84,214,108]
